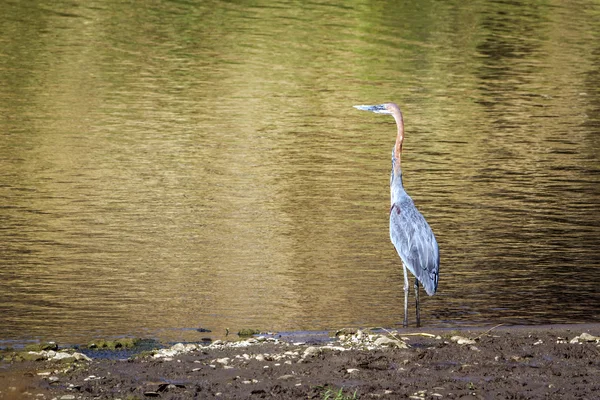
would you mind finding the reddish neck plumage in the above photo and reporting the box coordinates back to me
[390,105,404,175]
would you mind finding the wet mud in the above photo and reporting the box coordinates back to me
[1,324,598,399]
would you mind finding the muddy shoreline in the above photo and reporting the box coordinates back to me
[1,324,599,399]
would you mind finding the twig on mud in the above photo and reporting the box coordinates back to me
[472,323,504,341]
[379,328,437,340]
[398,333,438,338]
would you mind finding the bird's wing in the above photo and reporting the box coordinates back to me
[390,200,439,296]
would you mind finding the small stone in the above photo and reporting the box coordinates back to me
[192,368,201,372]
[255,354,265,362]
[182,343,197,352]
[72,352,92,362]
[374,336,408,349]
[59,396,76,400]
[52,352,74,361]
[278,374,295,380]
[216,357,230,365]
[450,336,476,345]
[154,349,177,358]
[172,343,185,351]
[347,368,359,373]
[579,332,599,342]
[302,346,320,358]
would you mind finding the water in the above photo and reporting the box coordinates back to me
[1,0,599,347]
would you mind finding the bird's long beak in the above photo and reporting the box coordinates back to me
[353,104,391,114]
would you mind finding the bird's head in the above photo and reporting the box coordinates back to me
[353,103,400,115]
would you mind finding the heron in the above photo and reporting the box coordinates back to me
[354,103,439,327]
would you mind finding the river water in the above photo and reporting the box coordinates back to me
[1,0,599,346]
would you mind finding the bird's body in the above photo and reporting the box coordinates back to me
[354,102,439,327]
[390,181,439,296]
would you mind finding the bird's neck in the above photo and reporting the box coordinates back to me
[390,155,404,203]
[390,110,405,204]
[392,112,404,176]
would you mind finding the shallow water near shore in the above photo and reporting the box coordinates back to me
[1,0,600,347]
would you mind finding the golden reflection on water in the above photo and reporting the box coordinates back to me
[0,0,599,345]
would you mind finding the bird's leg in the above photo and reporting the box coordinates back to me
[402,263,409,327]
[414,278,420,328]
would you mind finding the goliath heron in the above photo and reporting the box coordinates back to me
[354,103,439,327]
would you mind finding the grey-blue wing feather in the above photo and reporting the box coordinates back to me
[390,196,439,296]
